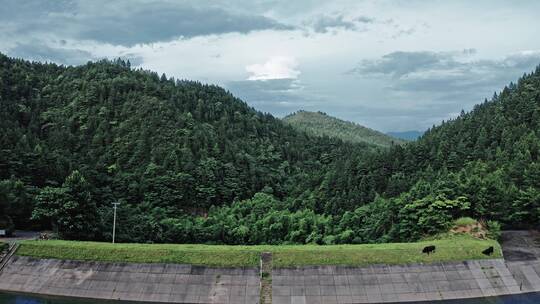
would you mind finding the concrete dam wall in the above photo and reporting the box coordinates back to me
[2,255,540,303]
[0,256,260,303]
[272,259,527,304]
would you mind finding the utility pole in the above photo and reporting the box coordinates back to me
[112,202,120,243]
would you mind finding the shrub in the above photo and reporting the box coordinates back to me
[486,220,502,240]
[454,217,477,227]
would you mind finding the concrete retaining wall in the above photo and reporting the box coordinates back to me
[272,259,523,304]
[506,260,540,293]
[0,256,260,304]
[3,255,540,304]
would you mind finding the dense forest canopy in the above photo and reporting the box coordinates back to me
[283,110,406,147]
[386,131,423,141]
[1,53,539,244]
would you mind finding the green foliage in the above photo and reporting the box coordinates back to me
[392,192,471,241]
[32,170,97,240]
[454,217,477,227]
[283,110,406,147]
[158,193,334,245]
[486,220,502,240]
[0,178,35,228]
[0,54,373,242]
[2,52,540,245]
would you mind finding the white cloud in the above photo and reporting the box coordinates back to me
[246,56,301,80]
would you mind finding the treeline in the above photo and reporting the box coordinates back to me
[1,52,539,244]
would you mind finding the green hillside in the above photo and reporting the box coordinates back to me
[0,53,372,242]
[307,64,540,242]
[283,110,406,147]
[1,52,540,246]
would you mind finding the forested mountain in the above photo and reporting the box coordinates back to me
[283,110,405,147]
[386,130,423,141]
[0,53,374,241]
[1,52,540,245]
[316,64,540,242]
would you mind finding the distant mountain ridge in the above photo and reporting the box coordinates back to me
[282,110,406,147]
[386,130,423,141]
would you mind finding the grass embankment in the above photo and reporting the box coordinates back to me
[272,235,500,267]
[17,234,500,268]
[17,241,261,267]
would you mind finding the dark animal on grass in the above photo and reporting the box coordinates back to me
[482,246,494,256]
[422,245,436,255]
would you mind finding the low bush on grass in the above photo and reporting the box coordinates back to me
[486,220,502,240]
[454,217,477,227]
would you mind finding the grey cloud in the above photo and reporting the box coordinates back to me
[226,79,315,116]
[352,51,443,78]
[6,40,144,67]
[312,102,460,133]
[479,52,540,71]
[308,14,374,34]
[1,0,293,47]
[7,41,94,66]
[345,50,540,130]
[463,48,477,56]
[355,16,375,23]
[117,54,144,67]
[104,53,145,67]
[226,78,301,102]
[0,0,74,20]
[229,78,301,92]
[351,50,540,94]
[391,27,416,39]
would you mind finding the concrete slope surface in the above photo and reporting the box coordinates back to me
[2,231,540,304]
[272,260,520,304]
[0,256,260,304]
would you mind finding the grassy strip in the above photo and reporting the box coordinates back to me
[17,234,500,268]
[17,241,261,267]
[271,235,501,267]
[0,241,7,252]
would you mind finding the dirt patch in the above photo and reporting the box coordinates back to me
[451,222,487,239]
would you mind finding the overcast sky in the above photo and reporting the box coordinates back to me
[2,0,540,132]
